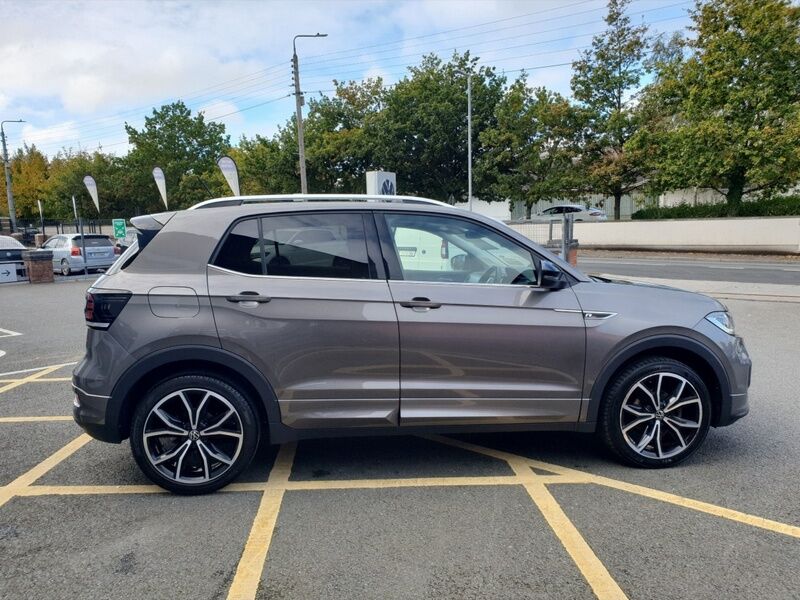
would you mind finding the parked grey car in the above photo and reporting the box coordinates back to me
[72,195,751,494]
[40,233,119,275]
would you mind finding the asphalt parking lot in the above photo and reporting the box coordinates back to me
[0,280,798,599]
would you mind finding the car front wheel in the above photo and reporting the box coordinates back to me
[599,357,711,468]
[130,374,260,494]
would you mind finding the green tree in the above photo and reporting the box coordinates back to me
[124,101,231,211]
[44,150,125,220]
[371,53,506,202]
[571,0,649,220]
[235,129,300,195]
[305,78,385,193]
[479,79,584,218]
[0,145,49,221]
[632,0,800,214]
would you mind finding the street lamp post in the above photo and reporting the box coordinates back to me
[1,119,25,232]
[292,33,327,194]
[466,72,473,212]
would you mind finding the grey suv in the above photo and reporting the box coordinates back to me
[72,195,751,494]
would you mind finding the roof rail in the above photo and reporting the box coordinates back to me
[189,194,451,210]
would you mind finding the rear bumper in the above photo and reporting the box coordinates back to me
[72,384,122,443]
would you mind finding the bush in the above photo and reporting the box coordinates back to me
[631,195,800,219]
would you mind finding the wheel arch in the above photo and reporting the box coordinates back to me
[108,345,280,441]
[586,335,731,428]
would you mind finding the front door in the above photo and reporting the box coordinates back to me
[207,211,399,429]
[377,211,586,426]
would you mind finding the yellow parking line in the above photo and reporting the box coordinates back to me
[0,363,75,395]
[0,415,73,423]
[19,484,165,496]
[285,475,522,490]
[509,458,627,599]
[0,434,91,509]
[227,443,297,600]
[426,435,800,540]
[588,475,800,539]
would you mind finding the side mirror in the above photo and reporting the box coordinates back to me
[538,259,567,290]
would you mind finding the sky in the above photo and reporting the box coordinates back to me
[0,0,693,158]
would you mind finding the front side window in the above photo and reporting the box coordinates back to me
[213,213,371,279]
[384,213,537,285]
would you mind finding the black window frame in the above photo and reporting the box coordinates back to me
[209,210,386,280]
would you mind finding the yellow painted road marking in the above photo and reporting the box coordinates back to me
[0,415,73,423]
[0,363,75,395]
[0,434,91,509]
[588,474,800,539]
[227,443,297,600]
[509,458,628,599]
[19,481,269,497]
[426,435,800,540]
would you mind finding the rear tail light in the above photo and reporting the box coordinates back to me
[71,246,81,256]
[84,291,131,329]
[113,246,121,255]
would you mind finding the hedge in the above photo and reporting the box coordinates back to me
[631,195,800,219]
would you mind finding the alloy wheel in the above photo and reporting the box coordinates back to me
[619,372,703,460]
[142,388,244,484]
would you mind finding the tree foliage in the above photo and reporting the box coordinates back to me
[632,0,800,213]
[479,79,583,217]
[3,1,800,224]
[571,0,649,219]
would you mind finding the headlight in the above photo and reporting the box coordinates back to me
[705,311,735,335]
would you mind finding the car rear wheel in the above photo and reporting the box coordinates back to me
[60,259,71,276]
[599,357,711,468]
[130,374,260,494]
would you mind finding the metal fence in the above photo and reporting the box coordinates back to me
[507,215,575,259]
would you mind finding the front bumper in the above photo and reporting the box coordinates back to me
[715,335,752,426]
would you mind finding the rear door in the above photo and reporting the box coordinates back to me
[80,235,115,267]
[207,211,400,429]
[376,211,586,426]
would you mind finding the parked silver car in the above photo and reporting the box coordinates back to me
[39,233,119,275]
[72,195,751,494]
[538,204,608,221]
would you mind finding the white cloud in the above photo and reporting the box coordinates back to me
[1,0,692,156]
[199,100,243,126]
[21,121,81,149]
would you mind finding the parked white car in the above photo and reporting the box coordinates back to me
[538,204,608,222]
[38,233,119,276]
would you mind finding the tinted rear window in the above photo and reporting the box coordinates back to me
[73,236,112,247]
[213,213,372,279]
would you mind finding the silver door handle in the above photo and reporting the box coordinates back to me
[226,293,271,304]
[399,297,441,310]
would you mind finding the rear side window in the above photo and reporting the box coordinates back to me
[213,220,262,275]
[213,213,371,279]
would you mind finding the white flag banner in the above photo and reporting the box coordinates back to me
[83,175,100,213]
[152,167,168,210]
[217,156,240,197]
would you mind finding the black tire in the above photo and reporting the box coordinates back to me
[599,356,711,468]
[60,259,71,276]
[130,374,260,494]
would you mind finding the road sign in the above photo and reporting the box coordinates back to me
[113,219,127,239]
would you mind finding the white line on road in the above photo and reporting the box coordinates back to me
[0,327,22,338]
[0,362,77,378]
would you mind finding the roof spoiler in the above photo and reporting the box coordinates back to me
[130,211,176,250]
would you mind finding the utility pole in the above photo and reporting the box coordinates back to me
[1,119,25,232]
[467,72,473,212]
[292,33,327,194]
